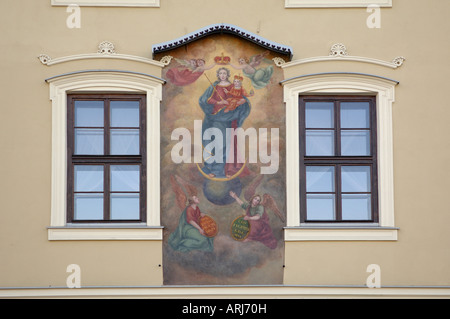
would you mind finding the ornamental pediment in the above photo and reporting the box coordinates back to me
[151,23,293,60]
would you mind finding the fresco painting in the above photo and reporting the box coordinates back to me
[157,34,287,285]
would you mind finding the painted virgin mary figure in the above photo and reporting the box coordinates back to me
[199,67,251,178]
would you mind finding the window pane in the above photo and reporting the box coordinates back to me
[110,101,140,128]
[111,165,140,192]
[341,166,371,192]
[111,194,140,220]
[342,194,371,220]
[341,130,370,156]
[306,194,335,220]
[306,130,335,156]
[75,129,104,155]
[110,129,139,155]
[74,101,104,127]
[74,193,104,220]
[340,102,370,129]
[305,102,334,128]
[74,165,104,192]
[306,166,335,192]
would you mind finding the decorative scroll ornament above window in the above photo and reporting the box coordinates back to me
[98,41,115,54]
[38,41,172,67]
[276,43,405,69]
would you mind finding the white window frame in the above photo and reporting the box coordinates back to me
[46,70,164,240]
[51,0,160,7]
[285,0,392,8]
[282,72,398,241]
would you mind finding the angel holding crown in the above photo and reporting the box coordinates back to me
[166,58,215,86]
[229,51,274,89]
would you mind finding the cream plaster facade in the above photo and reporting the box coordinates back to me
[1,0,450,298]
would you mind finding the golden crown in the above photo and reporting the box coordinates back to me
[214,53,231,65]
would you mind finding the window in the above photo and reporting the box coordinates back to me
[46,70,164,240]
[299,96,378,223]
[67,94,146,223]
[282,72,398,241]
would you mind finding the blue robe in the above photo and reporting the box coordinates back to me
[198,81,251,177]
[168,207,214,252]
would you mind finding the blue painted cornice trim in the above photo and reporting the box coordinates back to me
[152,23,293,59]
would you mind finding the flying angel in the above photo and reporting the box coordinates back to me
[166,58,215,86]
[229,51,274,89]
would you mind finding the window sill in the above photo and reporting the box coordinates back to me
[284,226,398,241]
[47,225,163,241]
[285,0,392,8]
[51,0,160,7]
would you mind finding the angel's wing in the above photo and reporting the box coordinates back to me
[244,174,264,201]
[174,174,198,197]
[174,58,195,70]
[170,175,187,210]
[249,51,269,67]
[261,193,285,222]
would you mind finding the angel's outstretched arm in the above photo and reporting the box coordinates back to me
[229,191,244,206]
[228,62,246,70]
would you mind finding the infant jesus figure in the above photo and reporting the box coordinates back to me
[223,75,254,113]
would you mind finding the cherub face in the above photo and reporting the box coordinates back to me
[239,58,246,64]
[197,59,205,66]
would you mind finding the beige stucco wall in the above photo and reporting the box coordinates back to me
[0,0,449,292]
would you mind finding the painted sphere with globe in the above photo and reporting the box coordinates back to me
[202,178,242,206]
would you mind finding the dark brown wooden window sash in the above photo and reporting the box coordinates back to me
[67,94,147,223]
[299,95,378,223]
